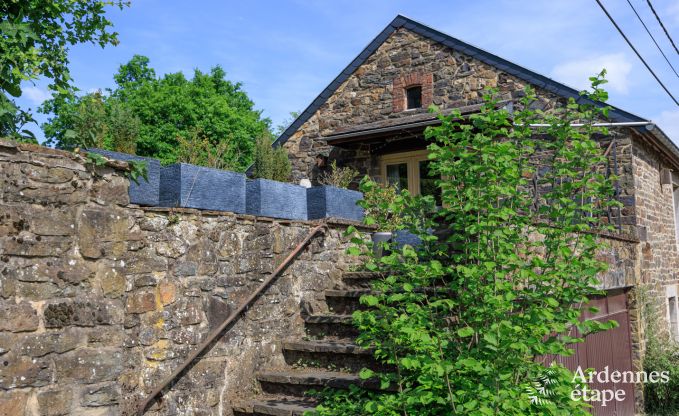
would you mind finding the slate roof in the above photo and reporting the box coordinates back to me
[270,14,678,164]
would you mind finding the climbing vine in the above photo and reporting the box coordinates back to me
[84,151,148,185]
[312,72,620,415]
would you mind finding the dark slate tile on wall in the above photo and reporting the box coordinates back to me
[307,186,364,222]
[159,163,246,213]
[246,179,307,220]
[87,149,161,206]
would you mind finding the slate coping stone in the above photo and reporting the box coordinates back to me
[159,163,246,213]
[88,148,161,206]
[307,186,364,222]
[246,178,307,220]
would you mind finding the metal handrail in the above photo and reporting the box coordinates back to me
[133,223,329,415]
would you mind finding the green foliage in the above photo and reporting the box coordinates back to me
[84,150,148,185]
[41,90,140,152]
[251,135,292,182]
[85,152,107,167]
[357,177,424,232]
[176,128,237,170]
[42,55,270,170]
[127,159,148,185]
[642,288,679,415]
[313,72,619,415]
[319,160,359,189]
[1,0,128,136]
[644,340,679,415]
[113,54,155,87]
[73,92,109,149]
[107,99,140,154]
[0,94,37,143]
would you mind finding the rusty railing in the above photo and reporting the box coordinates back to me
[133,223,329,415]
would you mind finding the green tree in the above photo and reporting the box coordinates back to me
[40,91,140,152]
[0,95,37,142]
[274,111,300,137]
[0,0,128,140]
[107,99,140,154]
[42,55,270,171]
[315,73,620,415]
[113,54,156,87]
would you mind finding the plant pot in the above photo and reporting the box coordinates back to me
[88,148,161,206]
[246,178,307,220]
[393,230,422,249]
[371,231,393,258]
[307,185,364,222]
[159,163,246,213]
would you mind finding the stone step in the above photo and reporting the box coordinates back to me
[325,289,373,314]
[326,287,451,315]
[340,271,382,288]
[281,339,378,373]
[232,396,317,416]
[283,339,371,355]
[303,314,357,338]
[256,370,383,397]
[325,289,374,297]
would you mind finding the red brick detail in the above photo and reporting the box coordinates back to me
[392,72,433,112]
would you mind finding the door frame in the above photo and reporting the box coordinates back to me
[378,149,431,195]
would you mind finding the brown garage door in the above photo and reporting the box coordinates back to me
[548,290,635,416]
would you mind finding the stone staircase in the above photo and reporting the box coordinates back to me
[232,271,380,416]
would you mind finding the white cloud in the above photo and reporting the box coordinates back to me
[668,1,679,25]
[22,86,51,105]
[654,109,679,145]
[550,53,633,94]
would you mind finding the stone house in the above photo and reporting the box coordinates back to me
[1,14,678,416]
[276,15,679,412]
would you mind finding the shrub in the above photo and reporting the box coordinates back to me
[176,128,237,170]
[251,135,292,182]
[644,340,679,415]
[357,176,410,232]
[642,287,679,415]
[319,160,359,189]
[106,101,139,154]
[314,73,619,415]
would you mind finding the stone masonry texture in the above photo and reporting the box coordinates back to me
[282,28,570,185]
[0,140,363,415]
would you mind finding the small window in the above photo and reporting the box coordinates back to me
[668,286,679,342]
[669,296,678,341]
[386,162,408,191]
[406,86,422,109]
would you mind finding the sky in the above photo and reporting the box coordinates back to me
[16,0,679,143]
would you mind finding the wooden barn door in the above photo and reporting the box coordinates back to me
[549,290,635,415]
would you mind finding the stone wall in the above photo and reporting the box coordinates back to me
[0,141,362,415]
[630,135,679,345]
[282,27,568,183]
